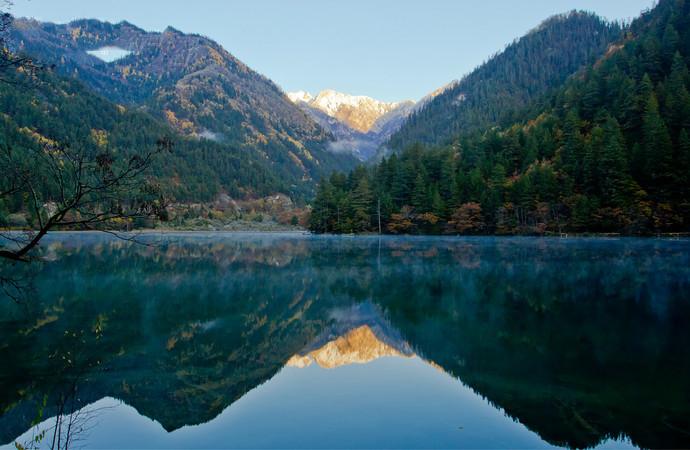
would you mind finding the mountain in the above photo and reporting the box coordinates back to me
[6,18,357,201]
[287,89,415,160]
[10,19,323,143]
[309,1,690,235]
[288,89,412,133]
[286,302,415,369]
[286,325,413,369]
[387,11,623,152]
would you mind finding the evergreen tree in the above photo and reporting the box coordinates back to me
[439,152,457,209]
[666,53,690,130]
[617,77,640,131]
[642,92,674,193]
[662,24,680,67]
[350,174,373,232]
[583,126,603,196]
[561,110,584,184]
[483,164,506,226]
[678,129,690,194]
[642,36,664,81]
[581,71,603,119]
[411,173,429,212]
[310,179,336,233]
[431,186,445,218]
[599,116,635,208]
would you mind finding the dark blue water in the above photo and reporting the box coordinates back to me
[1,233,689,449]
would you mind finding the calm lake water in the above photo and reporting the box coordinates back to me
[1,233,689,449]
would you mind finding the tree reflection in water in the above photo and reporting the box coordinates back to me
[0,233,688,449]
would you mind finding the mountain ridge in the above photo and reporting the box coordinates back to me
[287,88,419,160]
[387,10,623,152]
[6,17,358,201]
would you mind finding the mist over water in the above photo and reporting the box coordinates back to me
[1,233,689,449]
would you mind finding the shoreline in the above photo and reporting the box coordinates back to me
[3,228,690,239]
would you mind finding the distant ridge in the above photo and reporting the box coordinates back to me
[388,11,622,151]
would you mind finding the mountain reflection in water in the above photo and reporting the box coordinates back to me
[0,233,688,449]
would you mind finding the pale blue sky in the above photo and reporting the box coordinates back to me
[11,0,655,102]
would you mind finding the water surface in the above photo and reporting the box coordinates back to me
[1,233,689,449]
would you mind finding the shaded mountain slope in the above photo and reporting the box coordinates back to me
[388,11,623,151]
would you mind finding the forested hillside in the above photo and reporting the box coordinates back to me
[0,15,363,230]
[0,64,352,231]
[0,69,276,202]
[387,11,622,152]
[310,0,690,235]
[6,18,357,199]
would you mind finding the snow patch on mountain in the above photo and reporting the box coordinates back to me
[86,46,132,63]
[287,90,313,104]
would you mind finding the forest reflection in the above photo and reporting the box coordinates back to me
[1,233,689,449]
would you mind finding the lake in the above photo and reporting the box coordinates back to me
[1,233,689,449]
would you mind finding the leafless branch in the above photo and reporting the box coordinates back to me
[0,138,170,262]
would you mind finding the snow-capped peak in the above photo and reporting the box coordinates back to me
[287,88,413,133]
[286,90,313,104]
[311,89,402,116]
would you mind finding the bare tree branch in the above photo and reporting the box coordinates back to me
[0,139,170,261]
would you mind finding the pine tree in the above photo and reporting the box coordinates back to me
[617,77,639,131]
[400,158,418,206]
[662,24,680,67]
[642,92,674,195]
[581,71,603,119]
[387,155,405,208]
[599,116,634,208]
[411,173,428,211]
[309,179,336,233]
[666,52,690,130]
[350,175,373,232]
[483,164,506,224]
[638,73,655,113]
[439,151,456,208]
[431,186,445,218]
[583,126,603,196]
[561,110,584,184]
[642,36,664,81]
[503,131,522,175]
[678,129,690,196]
